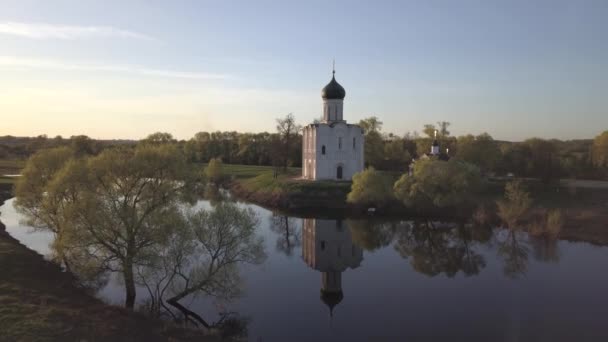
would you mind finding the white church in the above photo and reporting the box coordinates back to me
[302,69,365,181]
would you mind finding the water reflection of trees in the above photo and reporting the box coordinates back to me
[496,230,529,278]
[348,220,397,251]
[269,215,301,256]
[394,221,487,277]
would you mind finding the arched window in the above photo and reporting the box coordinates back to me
[337,165,343,180]
[338,137,342,150]
[321,145,326,155]
[353,137,356,149]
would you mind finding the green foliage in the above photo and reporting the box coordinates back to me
[591,131,608,169]
[455,133,500,172]
[15,144,195,308]
[382,140,412,171]
[205,157,224,183]
[358,116,383,134]
[140,132,176,145]
[364,130,384,168]
[347,168,395,207]
[497,180,532,228]
[393,159,483,209]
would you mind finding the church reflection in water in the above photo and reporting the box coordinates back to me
[302,218,363,317]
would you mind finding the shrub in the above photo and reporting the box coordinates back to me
[347,168,394,207]
[205,158,224,184]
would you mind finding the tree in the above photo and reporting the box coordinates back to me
[455,133,500,173]
[14,146,78,267]
[276,113,301,171]
[358,116,383,134]
[141,132,176,145]
[382,139,412,171]
[496,180,532,228]
[205,157,224,184]
[347,168,395,207]
[591,131,608,170]
[521,138,561,183]
[394,159,483,210]
[359,117,385,168]
[162,202,266,326]
[16,144,195,309]
[70,135,99,156]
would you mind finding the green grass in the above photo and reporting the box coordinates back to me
[233,170,352,210]
[0,176,16,185]
[196,162,300,180]
[0,159,25,175]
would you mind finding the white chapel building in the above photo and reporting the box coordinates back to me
[302,69,365,181]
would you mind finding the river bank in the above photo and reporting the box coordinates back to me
[228,173,608,246]
[0,189,221,342]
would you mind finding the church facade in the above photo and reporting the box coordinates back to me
[302,70,364,181]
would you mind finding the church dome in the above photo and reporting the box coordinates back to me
[321,73,346,100]
[320,289,344,317]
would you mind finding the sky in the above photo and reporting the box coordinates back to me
[0,0,606,141]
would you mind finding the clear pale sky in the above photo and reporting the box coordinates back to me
[0,0,606,141]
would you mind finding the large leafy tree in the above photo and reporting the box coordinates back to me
[455,133,501,173]
[591,131,608,170]
[347,167,395,207]
[359,116,385,168]
[276,113,302,171]
[15,144,195,309]
[393,159,482,210]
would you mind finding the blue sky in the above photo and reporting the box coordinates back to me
[0,0,606,140]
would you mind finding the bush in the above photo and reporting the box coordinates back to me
[393,159,483,210]
[205,158,224,184]
[347,168,394,207]
[497,180,532,228]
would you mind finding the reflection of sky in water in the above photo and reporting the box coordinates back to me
[3,197,608,342]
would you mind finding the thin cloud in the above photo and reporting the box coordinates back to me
[0,56,229,80]
[0,21,156,41]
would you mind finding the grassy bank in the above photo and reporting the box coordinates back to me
[229,171,352,211]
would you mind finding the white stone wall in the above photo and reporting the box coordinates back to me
[323,99,344,122]
[302,122,364,181]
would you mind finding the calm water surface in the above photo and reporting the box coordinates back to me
[2,197,608,342]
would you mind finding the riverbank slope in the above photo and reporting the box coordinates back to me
[0,188,219,342]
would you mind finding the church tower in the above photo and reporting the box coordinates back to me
[321,67,346,123]
[302,219,363,317]
[302,66,365,181]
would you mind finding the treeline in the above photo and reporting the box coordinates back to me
[359,117,606,182]
[0,135,134,159]
[0,114,303,169]
[3,114,607,181]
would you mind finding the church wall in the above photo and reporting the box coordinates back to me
[312,123,364,181]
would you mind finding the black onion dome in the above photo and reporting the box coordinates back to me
[321,73,346,100]
[320,290,344,317]
[432,139,439,147]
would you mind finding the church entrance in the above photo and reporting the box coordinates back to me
[336,165,343,180]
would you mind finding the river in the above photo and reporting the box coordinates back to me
[2,197,608,341]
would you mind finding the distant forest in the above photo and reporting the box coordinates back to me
[1,116,606,181]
